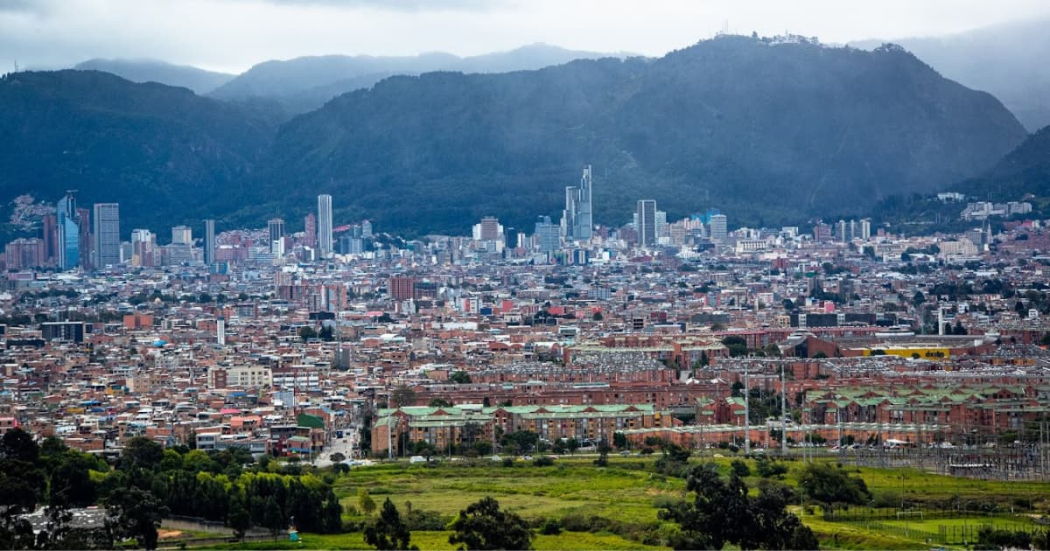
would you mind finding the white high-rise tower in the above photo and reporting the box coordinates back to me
[318,194,333,258]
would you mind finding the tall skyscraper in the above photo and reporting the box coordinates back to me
[303,214,317,248]
[41,214,57,265]
[268,218,285,254]
[56,192,79,270]
[637,200,657,246]
[77,208,92,270]
[561,165,594,241]
[92,203,120,268]
[709,214,728,242]
[318,194,333,258]
[204,219,216,265]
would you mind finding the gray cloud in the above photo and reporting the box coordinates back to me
[1,0,1049,74]
[227,0,508,11]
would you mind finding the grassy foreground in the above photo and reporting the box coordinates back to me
[195,455,1050,550]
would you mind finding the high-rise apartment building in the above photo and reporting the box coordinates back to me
[303,213,317,248]
[92,203,120,268]
[318,194,333,258]
[637,200,657,246]
[4,238,45,270]
[268,218,285,254]
[860,218,872,240]
[361,220,373,239]
[56,192,79,270]
[171,225,192,246]
[475,216,502,242]
[389,276,416,301]
[709,214,728,242]
[561,165,594,241]
[204,219,216,265]
[131,229,157,267]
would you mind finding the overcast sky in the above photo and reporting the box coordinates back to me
[2,0,1049,73]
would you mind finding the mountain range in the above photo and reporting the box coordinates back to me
[73,58,235,96]
[0,35,1035,239]
[851,17,1050,132]
[78,44,625,117]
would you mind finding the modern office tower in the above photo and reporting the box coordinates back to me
[361,220,373,239]
[42,214,57,265]
[318,194,333,257]
[92,203,120,268]
[534,216,560,254]
[56,192,79,270]
[303,213,317,247]
[561,165,594,241]
[637,200,657,246]
[204,219,215,264]
[860,218,872,240]
[709,214,728,242]
[267,218,285,254]
[655,210,668,238]
[171,225,192,246]
[389,276,416,301]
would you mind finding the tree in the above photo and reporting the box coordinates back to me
[565,438,580,456]
[447,497,533,550]
[298,326,318,341]
[660,464,816,550]
[364,498,416,550]
[391,385,417,408]
[106,487,168,550]
[449,371,472,384]
[228,500,251,541]
[722,336,748,357]
[359,488,377,516]
[613,432,628,450]
[329,452,346,464]
[730,459,751,478]
[119,437,164,472]
[428,398,453,408]
[797,463,871,513]
[911,291,925,307]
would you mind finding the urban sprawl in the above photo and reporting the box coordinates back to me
[2,167,1050,479]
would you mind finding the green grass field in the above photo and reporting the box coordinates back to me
[198,530,666,550]
[195,455,1049,550]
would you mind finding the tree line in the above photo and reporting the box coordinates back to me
[0,430,343,549]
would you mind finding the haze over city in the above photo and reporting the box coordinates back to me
[1,0,1049,72]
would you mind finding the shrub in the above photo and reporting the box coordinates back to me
[730,459,751,478]
[539,519,562,535]
[533,456,554,467]
[502,458,515,468]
